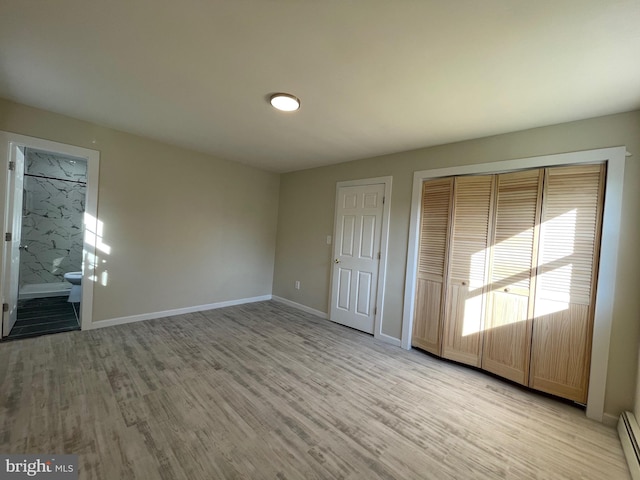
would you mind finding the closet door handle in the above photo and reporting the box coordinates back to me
[503,287,510,293]
[461,281,467,286]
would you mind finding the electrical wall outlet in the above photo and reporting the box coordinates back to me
[294,280,300,290]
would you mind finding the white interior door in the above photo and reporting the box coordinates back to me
[2,145,24,337]
[330,183,385,334]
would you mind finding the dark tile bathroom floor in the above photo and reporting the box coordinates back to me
[6,296,79,340]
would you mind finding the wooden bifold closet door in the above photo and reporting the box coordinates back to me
[412,178,453,355]
[441,175,495,367]
[412,163,605,403]
[529,164,605,403]
[482,169,543,385]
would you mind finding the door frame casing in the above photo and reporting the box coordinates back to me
[3,146,24,333]
[329,176,394,344]
[401,146,626,422]
[0,131,100,333]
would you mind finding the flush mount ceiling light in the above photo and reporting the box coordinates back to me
[270,93,300,112]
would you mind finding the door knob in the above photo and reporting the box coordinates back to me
[504,287,510,293]
[461,281,467,286]
[334,258,341,264]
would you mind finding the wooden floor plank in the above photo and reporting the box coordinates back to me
[0,301,630,479]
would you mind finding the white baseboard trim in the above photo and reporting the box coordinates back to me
[271,296,402,348]
[271,296,328,319]
[603,412,619,427]
[376,332,402,347]
[618,411,640,480]
[87,295,273,330]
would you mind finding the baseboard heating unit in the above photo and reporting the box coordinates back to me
[619,411,640,479]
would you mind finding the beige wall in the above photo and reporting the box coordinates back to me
[635,344,640,419]
[273,110,640,418]
[0,98,280,322]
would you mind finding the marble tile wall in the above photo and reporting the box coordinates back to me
[19,149,87,286]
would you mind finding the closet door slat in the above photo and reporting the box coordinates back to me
[442,175,494,366]
[529,163,605,402]
[412,178,453,355]
[482,169,543,385]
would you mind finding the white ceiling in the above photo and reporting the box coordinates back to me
[1,0,639,173]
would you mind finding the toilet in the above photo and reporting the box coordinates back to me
[64,271,82,303]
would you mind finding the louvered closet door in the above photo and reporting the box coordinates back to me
[442,175,495,367]
[482,169,543,385]
[529,164,605,403]
[412,178,453,355]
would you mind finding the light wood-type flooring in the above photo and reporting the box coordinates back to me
[0,301,630,479]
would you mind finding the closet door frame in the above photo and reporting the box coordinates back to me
[402,146,627,423]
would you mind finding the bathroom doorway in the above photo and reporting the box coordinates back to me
[9,148,88,339]
[0,132,100,339]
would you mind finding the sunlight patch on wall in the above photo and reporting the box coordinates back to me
[83,213,111,286]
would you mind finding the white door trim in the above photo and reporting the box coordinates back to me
[401,146,627,422]
[0,131,100,332]
[329,176,393,343]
